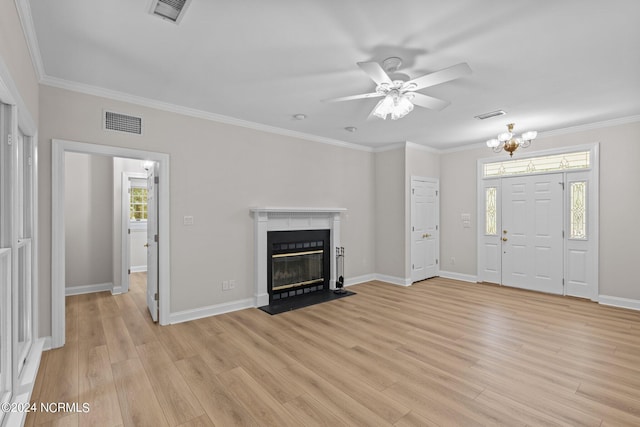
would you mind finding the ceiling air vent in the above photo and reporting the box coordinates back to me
[474,110,507,120]
[149,0,192,24]
[104,110,143,135]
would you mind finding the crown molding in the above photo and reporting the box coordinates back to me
[40,75,374,153]
[405,141,441,154]
[15,0,45,81]
[373,142,405,153]
[439,114,640,154]
[537,114,640,139]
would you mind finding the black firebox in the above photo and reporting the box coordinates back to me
[267,229,330,303]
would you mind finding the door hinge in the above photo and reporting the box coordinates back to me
[412,264,414,270]
[436,190,438,196]
[154,292,158,301]
[7,134,12,145]
[436,259,439,265]
[128,269,131,275]
[562,278,565,285]
[128,228,131,235]
[562,230,565,238]
[412,188,415,194]
[560,182,565,190]
[154,176,159,184]
[412,226,415,231]
[436,225,438,230]
[154,234,158,243]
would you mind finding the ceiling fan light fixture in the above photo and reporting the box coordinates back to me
[373,92,414,120]
[372,95,395,120]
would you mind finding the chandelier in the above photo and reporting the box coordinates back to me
[486,123,537,157]
[372,89,414,120]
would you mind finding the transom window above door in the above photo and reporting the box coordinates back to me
[483,150,590,178]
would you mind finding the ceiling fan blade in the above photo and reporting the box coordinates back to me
[410,93,451,111]
[357,61,393,86]
[405,62,472,91]
[323,92,384,103]
[366,99,384,121]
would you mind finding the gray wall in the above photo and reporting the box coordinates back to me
[38,85,377,335]
[64,152,113,288]
[374,148,405,279]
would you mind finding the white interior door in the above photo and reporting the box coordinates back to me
[501,174,563,294]
[411,177,439,282]
[146,163,159,322]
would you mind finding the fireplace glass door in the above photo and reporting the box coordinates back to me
[267,229,330,302]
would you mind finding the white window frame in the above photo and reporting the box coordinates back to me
[0,60,42,427]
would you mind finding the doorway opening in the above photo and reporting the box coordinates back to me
[51,139,170,349]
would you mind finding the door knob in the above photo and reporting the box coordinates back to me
[423,233,431,238]
[144,243,150,247]
[503,230,508,234]
[502,237,508,242]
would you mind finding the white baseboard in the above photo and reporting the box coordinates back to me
[65,282,113,296]
[169,297,255,324]
[130,265,147,273]
[42,336,53,351]
[598,295,640,311]
[439,271,478,283]
[344,273,376,286]
[375,274,412,287]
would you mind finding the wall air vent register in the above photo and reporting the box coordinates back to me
[149,0,192,24]
[103,110,143,135]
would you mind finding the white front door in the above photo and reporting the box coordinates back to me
[411,177,439,282]
[146,163,159,322]
[501,174,563,294]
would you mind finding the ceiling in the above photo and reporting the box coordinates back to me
[24,0,640,150]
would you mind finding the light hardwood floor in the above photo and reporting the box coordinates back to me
[27,274,640,426]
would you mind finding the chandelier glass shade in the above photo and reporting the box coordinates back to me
[373,90,414,120]
[486,123,537,157]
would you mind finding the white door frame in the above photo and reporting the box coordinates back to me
[476,143,599,300]
[118,171,148,295]
[51,139,171,348]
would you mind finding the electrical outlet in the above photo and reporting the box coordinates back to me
[229,279,235,290]
[222,280,229,291]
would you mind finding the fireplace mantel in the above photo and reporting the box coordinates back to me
[251,207,346,306]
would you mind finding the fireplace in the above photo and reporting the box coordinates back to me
[251,207,346,307]
[267,229,330,303]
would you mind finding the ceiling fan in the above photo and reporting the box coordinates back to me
[325,57,471,120]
